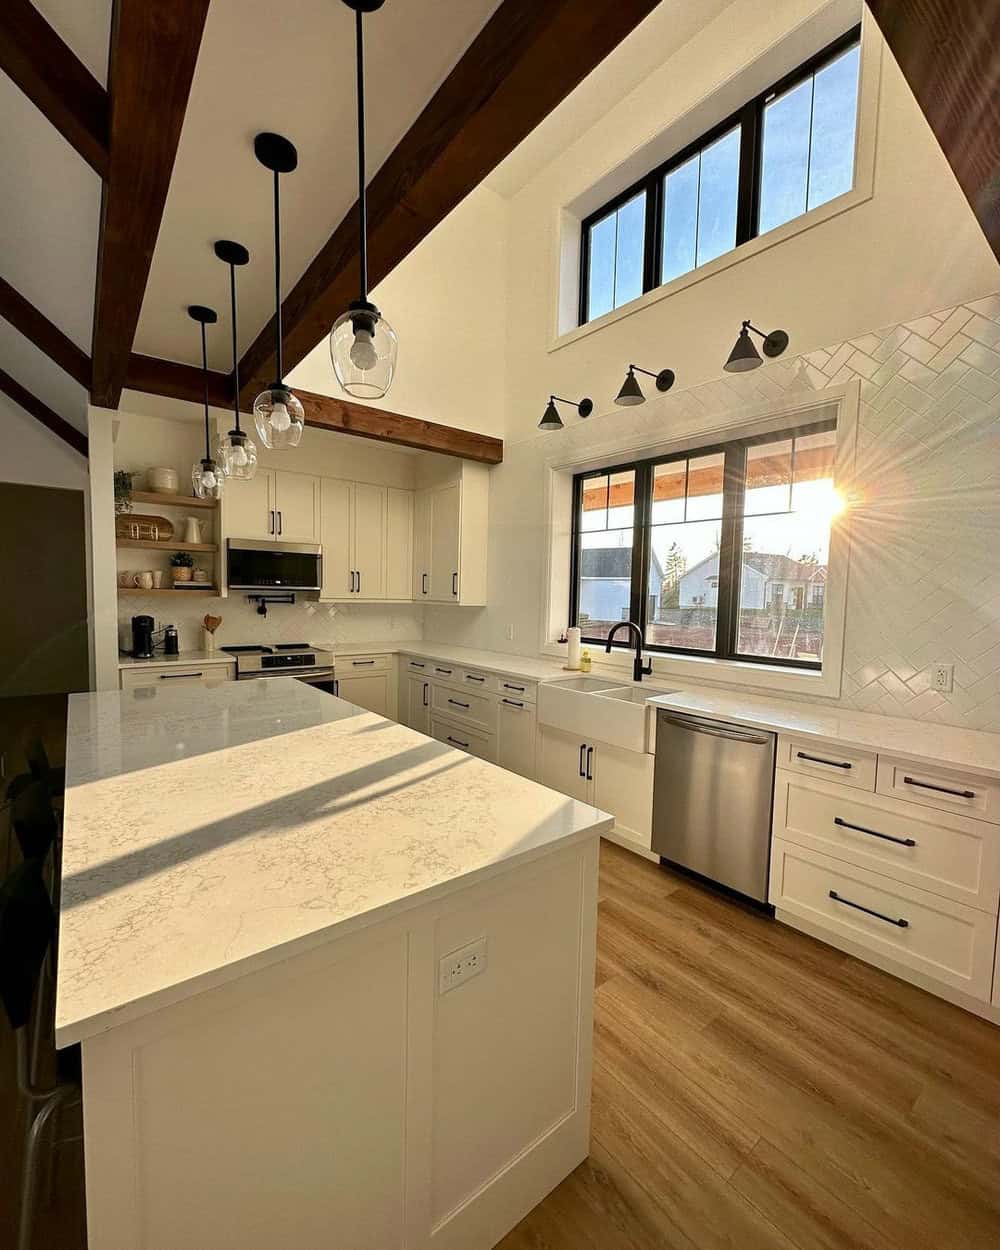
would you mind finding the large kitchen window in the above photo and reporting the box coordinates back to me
[570,422,840,669]
[579,27,860,326]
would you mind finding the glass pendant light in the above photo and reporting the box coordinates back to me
[189,305,224,500]
[214,239,258,479]
[329,0,398,400]
[724,320,789,373]
[252,132,305,450]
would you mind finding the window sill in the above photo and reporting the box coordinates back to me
[539,642,842,699]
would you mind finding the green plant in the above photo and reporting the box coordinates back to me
[170,551,194,568]
[113,470,134,514]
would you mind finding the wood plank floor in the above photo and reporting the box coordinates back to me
[3,834,998,1247]
[497,840,1000,1250]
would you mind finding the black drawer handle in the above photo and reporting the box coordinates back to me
[503,683,525,692]
[502,698,524,709]
[797,751,851,770]
[829,890,908,927]
[465,674,485,683]
[410,661,425,668]
[834,817,916,847]
[436,667,453,675]
[452,572,458,596]
[579,743,586,778]
[352,659,375,666]
[422,683,428,707]
[903,775,974,800]
[586,746,594,782]
[448,698,470,709]
[446,735,469,749]
[159,671,203,679]
[421,572,428,595]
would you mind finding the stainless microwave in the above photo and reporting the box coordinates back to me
[227,539,323,592]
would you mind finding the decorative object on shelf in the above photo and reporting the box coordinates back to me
[538,394,593,431]
[152,571,163,589]
[328,0,397,400]
[183,516,203,545]
[118,571,134,588]
[170,551,194,583]
[203,614,222,652]
[214,239,258,479]
[114,470,134,514]
[189,305,225,499]
[192,568,209,583]
[614,363,675,406]
[134,571,154,590]
[723,319,789,372]
[252,132,305,450]
[146,467,179,495]
[115,514,174,542]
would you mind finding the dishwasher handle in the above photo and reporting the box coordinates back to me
[658,712,772,746]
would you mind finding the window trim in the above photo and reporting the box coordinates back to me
[568,419,838,671]
[578,24,861,327]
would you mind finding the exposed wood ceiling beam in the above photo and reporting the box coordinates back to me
[123,354,503,463]
[866,0,1000,261]
[90,1,211,410]
[0,275,92,388]
[0,365,88,457]
[237,0,661,406]
[0,0,109,176]
[299,391,503,464]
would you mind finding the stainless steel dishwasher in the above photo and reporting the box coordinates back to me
[652,709,776,904]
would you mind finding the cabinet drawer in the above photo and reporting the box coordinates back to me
[430,714,495,762]
[778,735,876,790]
[121,666,232,690]
[459,667,497,693]
[431,683,494,730]
[339,653,391,675]
[404,656,431,676]
[496,676,537,704]
[770,838,997,1001]
[876,756,1000,826]
[773,769,1000,912]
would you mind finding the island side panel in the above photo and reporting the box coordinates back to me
[79,834,600,1250]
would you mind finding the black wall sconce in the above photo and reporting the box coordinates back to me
[614,363,675,406]
[724,320,789,372]
[538,394,593,431]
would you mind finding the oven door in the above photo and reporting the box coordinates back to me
[292,669,337,696]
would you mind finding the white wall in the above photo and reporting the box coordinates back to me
[0,392,87,489]
[289,184,509,439]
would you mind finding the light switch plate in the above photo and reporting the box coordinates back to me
[438,937,488,995]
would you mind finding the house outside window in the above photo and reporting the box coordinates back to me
[570,423,839,670]
[579,27,861,326]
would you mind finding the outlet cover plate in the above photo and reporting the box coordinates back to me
[438,937,488,995]
[932,663,954,693]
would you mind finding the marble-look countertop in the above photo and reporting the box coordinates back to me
[646,689,1000,779]
[56,680,612,1047]
[118,648,236,669]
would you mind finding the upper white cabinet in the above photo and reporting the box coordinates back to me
[223,469,319,543]
[386,487,413,601]
[413,464,489,606]
[320,480,414,602]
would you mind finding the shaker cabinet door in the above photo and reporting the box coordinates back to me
[320,478,353,600]
[224,470,273,541]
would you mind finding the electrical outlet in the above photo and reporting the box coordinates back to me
[932,663,954,693]
[505,623,515,641]
[438,937,487,995]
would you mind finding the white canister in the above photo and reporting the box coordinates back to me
[147,466,179,494]
[567,627,582,670]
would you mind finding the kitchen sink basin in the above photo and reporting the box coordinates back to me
[538,678,675,753]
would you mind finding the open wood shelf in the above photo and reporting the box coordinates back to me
[116,538,218,552]
[118,586,219,596]
[129,491,218,510]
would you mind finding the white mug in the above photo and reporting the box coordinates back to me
[151,570,163,589]
[134,571,154,590]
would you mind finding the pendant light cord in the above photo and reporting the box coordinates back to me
[273,169,284,383]
[200,322,211,459]
[229,262,243,431]
[355,4,368,301]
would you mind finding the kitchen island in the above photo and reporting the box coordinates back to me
[56,678,611,1250]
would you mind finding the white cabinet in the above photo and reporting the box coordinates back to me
[412,489,431,599]
[406,674,431,735]
[353,483,387,600]
[538,726,590,804]
[412,464,488,606]
[120,664,234,691]
[320,477,353,598]
[321,480,413,602]
[537,726,653,847]
[498,697,536,780]
[336,672,389,717]
[223,470,318,543]
[386,488,413,601]
[429,482,461,602]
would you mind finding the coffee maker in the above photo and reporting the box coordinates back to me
[131,615,155,659]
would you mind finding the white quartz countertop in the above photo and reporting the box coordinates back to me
[336,639,571,681]
[118,649,235,669]
[646,689,1000,779]
[56,680,611,1047]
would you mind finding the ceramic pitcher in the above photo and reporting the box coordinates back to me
[183,516,202,544]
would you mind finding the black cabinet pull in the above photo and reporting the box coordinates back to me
[159,671,202,680]
[465,674,485,683]
[422,683,428,707]
[502,698,524,709]
[436,667,453,675]
[410,661,425,668]
[352,659,375,666]
[448,698,470,709]
[503,682,525,692]
[421,572,428,595]
[452,572,458,596]
[585,746,594,782]
[357,569,362,594]
[446,735,469,749]
[834,816,916,847]
[333,679,339,696]
[277,510,282,535]
[829,890,908,927]
[269,509,275,535]
[579,744,586,778]
[797,751,851,770]
[903,775,974,800]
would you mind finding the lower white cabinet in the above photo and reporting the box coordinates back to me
[430,714,494,761]
[120,664,233,691]
[537,725,653,847]
[336,673,389,717]
[406,674,430,735]
[497,697,536,780]
[537,726,590,804]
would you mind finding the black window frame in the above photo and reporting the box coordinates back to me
[569,418,838,671]
[578,24,861,326]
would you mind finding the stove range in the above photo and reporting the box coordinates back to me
[220,643,336,686]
